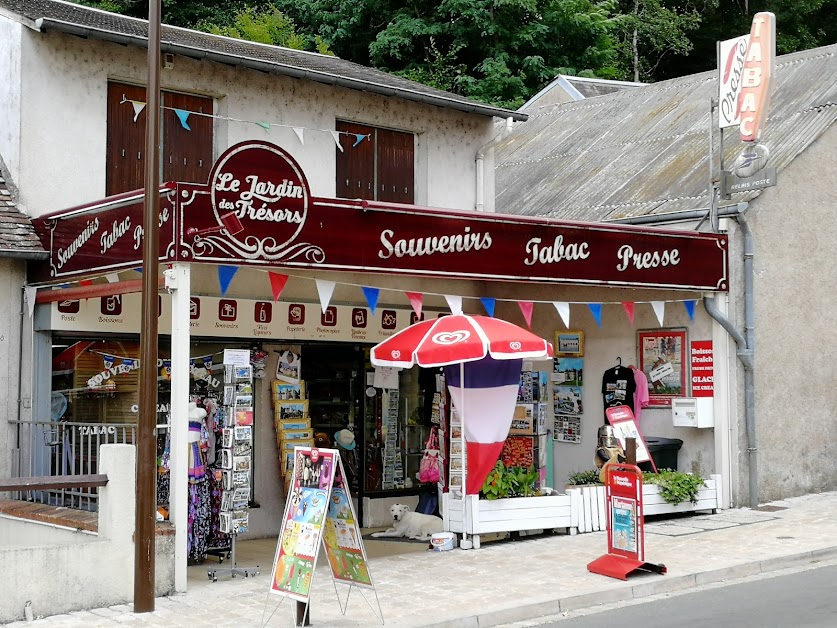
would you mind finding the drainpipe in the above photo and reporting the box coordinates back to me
[704,211,757,508]
[475,117,514,212]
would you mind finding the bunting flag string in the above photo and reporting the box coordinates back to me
[120,97,370,145]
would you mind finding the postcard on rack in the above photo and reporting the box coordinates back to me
[234,425,253,442]
[275,349,301,383]
[220,449,233,469]
[234,364,253,380]
[277,401,308,422]
[233,456,251,472]
[235,410,254,426]
[233,442,252,457]
[272,381,305,402]
[221,428,234,449]
[235,394,253,409]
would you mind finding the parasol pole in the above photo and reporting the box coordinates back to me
[459,361,472,549]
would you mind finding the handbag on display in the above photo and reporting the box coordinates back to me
[418,427,441,483]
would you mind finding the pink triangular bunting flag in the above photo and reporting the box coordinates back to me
[622,302,635,325]
[518,301,534,328]
[405,292,423,318]
[268,272,289,301]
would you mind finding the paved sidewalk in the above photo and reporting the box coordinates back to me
[7,491,837,627]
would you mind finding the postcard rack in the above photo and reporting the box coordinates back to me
[208,359,260,582]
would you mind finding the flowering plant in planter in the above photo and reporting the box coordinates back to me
[480,461,540,500]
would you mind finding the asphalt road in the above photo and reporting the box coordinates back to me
[507,561,837,628]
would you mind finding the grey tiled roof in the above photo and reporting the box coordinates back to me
[0,0,526,121]
[496,45,837,222]
[0,170,45,256]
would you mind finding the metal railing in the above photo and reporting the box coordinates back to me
[6,421,136,511]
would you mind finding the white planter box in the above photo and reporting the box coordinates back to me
[442,492,573,548]
[566,474,723,533]
[440,474,724,546]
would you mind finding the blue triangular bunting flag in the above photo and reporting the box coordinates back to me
[588,303,603,327]
[480,297,496,317]
[362,287,380,314]
[353,134,366,147]
[684,300,697,321]
[174,109,191,130]
[218,266,238,296]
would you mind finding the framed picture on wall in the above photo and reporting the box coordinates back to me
[554,330,584,357]
[637,328,688,407]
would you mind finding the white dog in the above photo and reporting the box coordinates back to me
[371,504,444,541]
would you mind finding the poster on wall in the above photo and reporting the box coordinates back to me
[553,414,581,443]
[637,329,688,407]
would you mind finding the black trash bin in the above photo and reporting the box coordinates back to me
[639,437,683,472]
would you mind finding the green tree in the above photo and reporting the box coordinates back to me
[197,6,333,53]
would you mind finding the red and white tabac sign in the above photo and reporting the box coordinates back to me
[738,12,776,142]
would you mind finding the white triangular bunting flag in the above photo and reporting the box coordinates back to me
[330,130,344,152]
[130,100,146,122]
[315,279,336,313]
[552,302,570,328]
[24,285,37,318]
[293,127,304,145]
[444,295,463,315]
[651,301,666,326]
[105,273,120,284]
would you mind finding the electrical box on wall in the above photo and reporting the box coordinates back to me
[672,397,714,428]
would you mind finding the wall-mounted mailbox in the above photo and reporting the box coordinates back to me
[672,397,714,428]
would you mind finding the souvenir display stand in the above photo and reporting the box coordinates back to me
[263,447,382,627]
[208,358,260,582]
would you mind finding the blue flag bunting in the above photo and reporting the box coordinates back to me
[480,297,496,317]
[173,109,191,130]
[217,266,238,296]
[684,300,697,321]
[587,303,603,327]
[353,134,366,147]
[362,287,380,313]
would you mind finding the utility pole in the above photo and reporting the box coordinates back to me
[135,0,162,613]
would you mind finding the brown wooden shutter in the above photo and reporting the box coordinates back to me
[335,121,375,200]
[106,82,147,196]
[376,128,414,204]
[163,91,214,185]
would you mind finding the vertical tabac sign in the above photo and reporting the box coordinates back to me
[739,12,776,142]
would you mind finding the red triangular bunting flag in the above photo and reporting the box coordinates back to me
[622,302,635,325]
[268,272,289,301]
[518,301,534,328]
[406,292,423,318]
[79,279,93,287]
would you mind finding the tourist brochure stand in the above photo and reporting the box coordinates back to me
[208,358,260,582]
[263,447,382,627]
[587,463,666,580]
[605,406,657,472]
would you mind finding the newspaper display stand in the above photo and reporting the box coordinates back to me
[587,463,666,580]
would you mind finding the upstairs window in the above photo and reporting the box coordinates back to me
[335,121,414,204]
[106,81,214,196]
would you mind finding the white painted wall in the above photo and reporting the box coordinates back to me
[14,30,496,217]
[0,16,22,187]
[0,445,174,623]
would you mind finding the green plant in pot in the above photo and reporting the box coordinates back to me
[480,461,540,499]
[566,468,706,506]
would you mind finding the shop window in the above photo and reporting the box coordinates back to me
[335,121,414,204]
[106,81,214,195]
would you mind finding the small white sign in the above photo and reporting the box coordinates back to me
[223,348,251,366]
[649,361,675,382]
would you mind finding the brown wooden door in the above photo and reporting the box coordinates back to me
[163,91,214,185]
[106,82,147,195]
[376,128,414,204]
[335,121,375,200]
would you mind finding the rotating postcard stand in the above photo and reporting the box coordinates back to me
[208,360,260,582]
[261,447,383,627]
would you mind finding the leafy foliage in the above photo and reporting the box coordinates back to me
[567,468,603,485]
[196,6,332,53]
[642,469,706,505]
[480,461,541,499]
